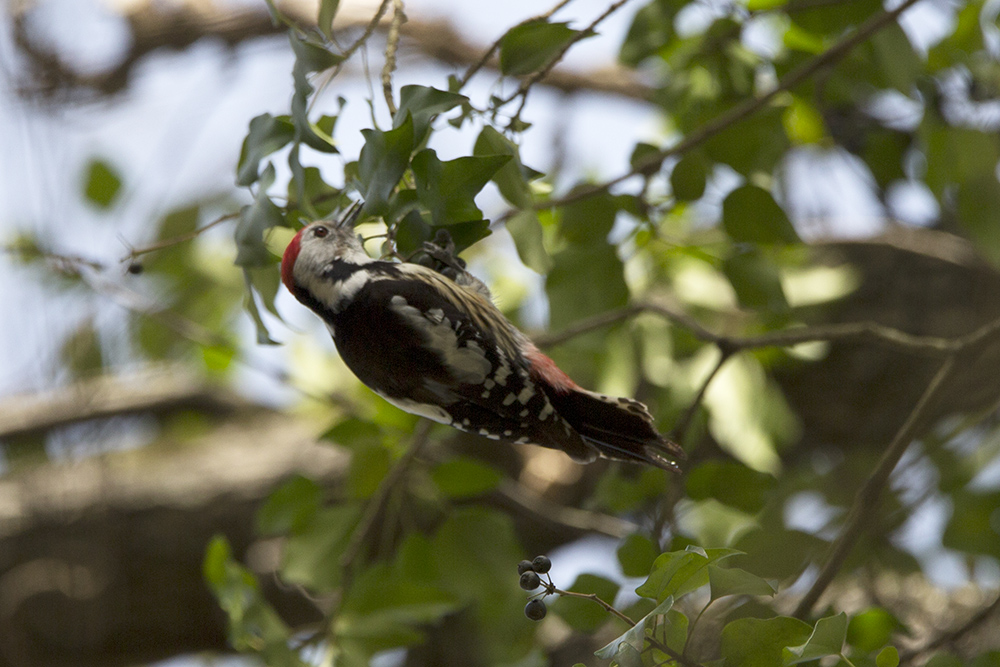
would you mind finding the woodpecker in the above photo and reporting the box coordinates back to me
[280,207,683,472]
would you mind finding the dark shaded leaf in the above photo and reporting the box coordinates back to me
[411,149,510,225]
[257,475,322,535]
[394,85,468,144]
[499,21,585,76]
[670,152,708,201]
[722,185,799,245]
[686,461,777,513]
[723,247,789,312]
[721,616,812,667]
[617,534,659,578]
[431,457,502,498]
[237,114,295,186]
[474,126,532,208]
[358,115,415,217]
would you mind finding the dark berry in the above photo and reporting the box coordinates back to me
[524,599,547,621]
[126,262,144,275]
[531,555,551,574]
[519,571,540,590]
[517,559,534,575]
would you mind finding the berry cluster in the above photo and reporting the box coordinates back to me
[518,555,552,621]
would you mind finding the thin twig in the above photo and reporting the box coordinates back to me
[341,0,393,60]
[670,348,733,443]
[499,0,635,112]
[381,0,405,116]
[339,419,433,575]
[532,0,924,211]
[899,592,1000,663]
[121,211,239,262]
[456,0,575,90]
[792,355,957,619]
[543,582,706,667]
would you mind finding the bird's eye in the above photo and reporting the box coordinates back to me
[313,226,329,238]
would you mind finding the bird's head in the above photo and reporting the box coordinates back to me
[281,205,370,293]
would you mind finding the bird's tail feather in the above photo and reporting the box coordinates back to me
[545,388,684,472]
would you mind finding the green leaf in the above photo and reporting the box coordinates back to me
[870,24,920,92]
[617,534,659,578]
[82,159,122,208]
[289,34,343,154]
[336,563,458,653]
[704,108,789,176]
[358,115,415,217]
[282,504,362,592]
[635,547,740,602]
[877,646,900,667]
[942,488,1000,557]
[707,564,775,600]
[721,185,799,245]
[411,149,511,225]
[237,114,295,186]
[722,247,789,312]
[670,153,708,201]
[559,190,618,244]
[323,418,385,449]
[318,0,340,38]
[595,596,674,659]
[235,163,284,268]
[848,607,900,653]
[546,242,628,330]
[957,176,1000,267]
[507,210,552,273]
[347,443,392,499]
[783,613,848,665]
[431,457,502,498]
[474,126,531,208]
[630,142,665,177]
[256,475,322,535]
[551,574,620,633]
[619,0,681,66]
[721,617,812,667]
[499,20,585,76]
[686,461,777,513]
[394,85,468,144]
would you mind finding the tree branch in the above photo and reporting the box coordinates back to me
[899,592,1000,663]
[533,0,924,211]
[792,355,957,619]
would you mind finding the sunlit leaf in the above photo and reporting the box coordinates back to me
[848,607,900,653]
[507,210,552,273]
[708,564,775,600]
[783,612,848,665]
[82,159,122,208]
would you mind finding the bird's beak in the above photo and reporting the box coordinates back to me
[338,200,364,229]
